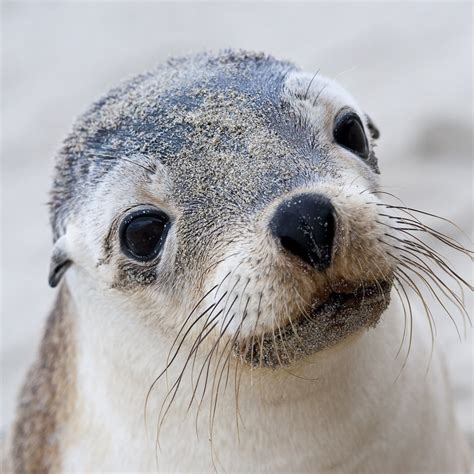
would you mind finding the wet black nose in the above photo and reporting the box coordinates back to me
[270,194,336,271]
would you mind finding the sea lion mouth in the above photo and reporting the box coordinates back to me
[236,281,392,368]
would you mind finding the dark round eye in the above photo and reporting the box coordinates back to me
[333,111,369,159]
[119,209,170,261]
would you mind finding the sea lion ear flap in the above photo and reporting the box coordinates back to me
[366,114,380,140]
[49,235,72,288]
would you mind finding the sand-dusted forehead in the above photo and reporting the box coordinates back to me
[50,51,337,240]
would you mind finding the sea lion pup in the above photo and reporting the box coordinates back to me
[6,50,471,473]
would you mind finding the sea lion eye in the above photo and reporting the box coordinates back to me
[120,209,170,261]
[333,111,369,159]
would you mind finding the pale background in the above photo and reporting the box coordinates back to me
[1,0,473,455]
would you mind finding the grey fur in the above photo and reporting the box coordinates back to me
[50,50,377,249]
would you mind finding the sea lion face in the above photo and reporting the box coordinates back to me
[50,51,394,367]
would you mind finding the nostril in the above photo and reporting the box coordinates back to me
[269,194,336,271]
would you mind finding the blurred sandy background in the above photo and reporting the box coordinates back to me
[1,0,472,454]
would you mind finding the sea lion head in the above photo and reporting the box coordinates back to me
[49,50,394,369]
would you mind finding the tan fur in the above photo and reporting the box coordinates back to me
[7,286,76,473]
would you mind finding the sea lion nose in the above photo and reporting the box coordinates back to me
[270,193,336,271]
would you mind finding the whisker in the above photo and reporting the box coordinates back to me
[378,203,472,241]
[395,266,435,374]
[303,69,320,101]
[383,231,471,290]
[144,284,220,428]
